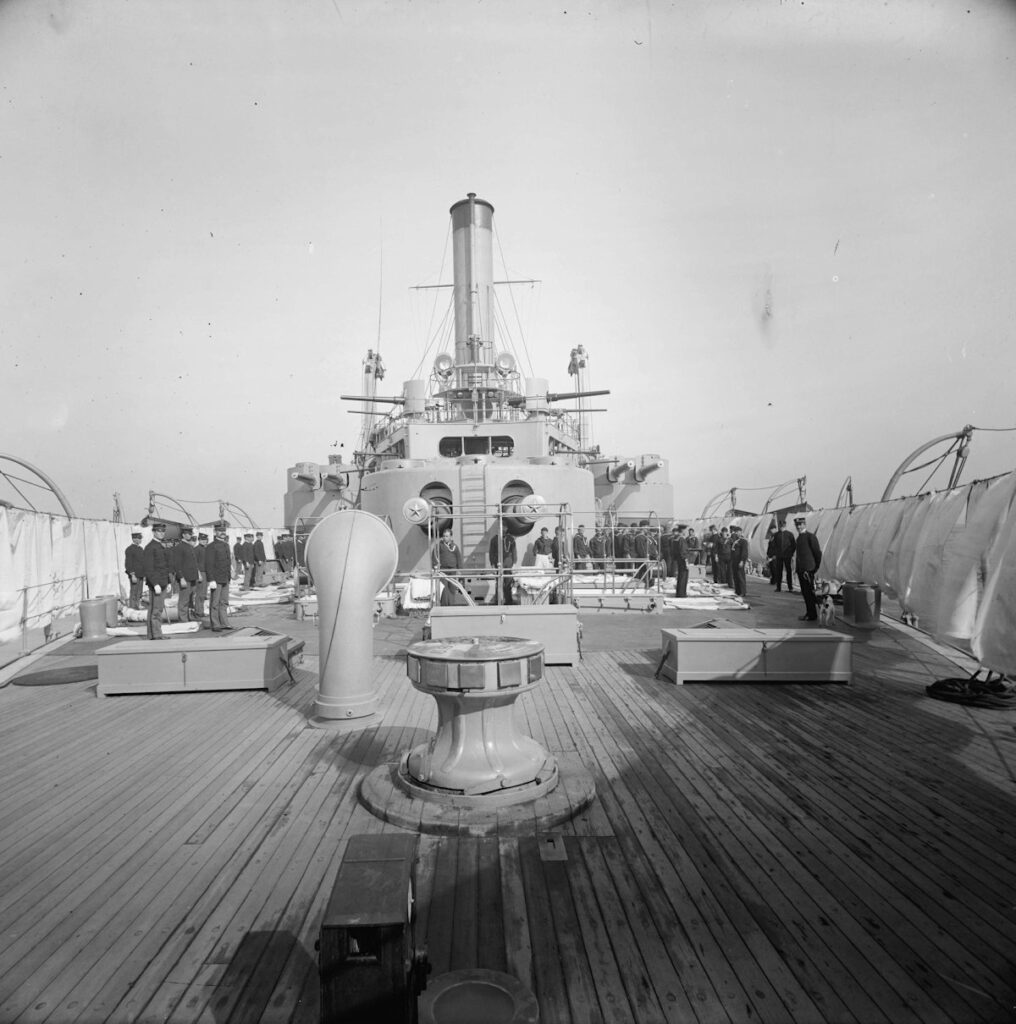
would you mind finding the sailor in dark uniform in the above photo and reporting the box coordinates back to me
[124,532,145,610]
[533,527,553,560]
[589,529,606,574]
[433,526,463,606]
[142,523,170,639]
[276,532,295,573]
[572,525,590,571]
[489,527,517,605]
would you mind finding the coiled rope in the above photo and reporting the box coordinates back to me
[926,669,1016,709]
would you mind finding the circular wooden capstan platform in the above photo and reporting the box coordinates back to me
[359,753,596,837]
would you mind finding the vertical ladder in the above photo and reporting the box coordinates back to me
[458,462,489,568]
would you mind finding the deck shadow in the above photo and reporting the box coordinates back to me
[204,928,317,1022]
[330,724,435,769]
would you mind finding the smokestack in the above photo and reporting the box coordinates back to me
[449,194,495,369]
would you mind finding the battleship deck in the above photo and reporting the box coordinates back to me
[1,587,1014,1023]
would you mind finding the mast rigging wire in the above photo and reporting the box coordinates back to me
[375,229,383,354]
[410,220,453,381]
[493,220,536,378]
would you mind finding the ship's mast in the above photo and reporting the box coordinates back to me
[358,349,385,451]
[567,345,592,450]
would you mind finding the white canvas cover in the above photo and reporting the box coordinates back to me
[859,499,908,591]
[901,488,968,636]
[0,509,135,645]
[936,474,1016,644]
[684,471,1016,674]
[971,474,1016,672]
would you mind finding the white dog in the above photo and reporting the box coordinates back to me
[814,579,835,626]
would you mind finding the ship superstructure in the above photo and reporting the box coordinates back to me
[285,194,673,576]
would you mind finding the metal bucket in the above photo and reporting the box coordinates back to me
[79,598,107,640]
[98,594,119,627]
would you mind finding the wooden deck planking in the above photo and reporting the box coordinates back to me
[0,700,306,979]
[586,659,948,1024]
[0,701,302,922]
[595,646,1015,1023]
[0,611,1014,1023]
[542,663,757,1024]
[0,690,250,848]
[721,692,1016,950]
[568,836,676,1023]
[73,676,358,1024]
[515,832,578,1023]
[11,725,327,1024]
[685,674,1016,961]
[567,662,815,1024]
[645,655,1011,1022]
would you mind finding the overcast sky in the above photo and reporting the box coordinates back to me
[2,0,1014,525]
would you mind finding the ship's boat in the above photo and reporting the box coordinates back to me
[284,194,674,581]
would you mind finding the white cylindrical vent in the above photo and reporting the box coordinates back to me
[305,510,398,722]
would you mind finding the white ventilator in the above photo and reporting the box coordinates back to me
[305,509,399,721]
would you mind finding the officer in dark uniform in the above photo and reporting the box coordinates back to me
[125,532,145,610]
[143,523,170,639]
[173,527,199,622]
[705,525,720,581]
[794,516,823,620]
[206,524,234,631]
[773,520,796,592]
[673,524,689,598]
[240,533,256,588]
[716,527,732,586]
[232,535,245,581]
[660,527,674,579]
[194,533,209,620]
[730,525,749,598]
[253,532,267,587]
